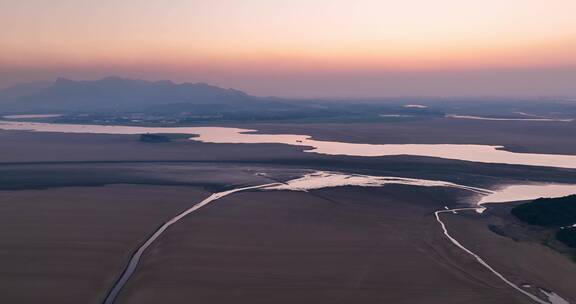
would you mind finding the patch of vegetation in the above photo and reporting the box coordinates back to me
[556,227,576,248]
[511,195,576,227]
[512,195,576,249]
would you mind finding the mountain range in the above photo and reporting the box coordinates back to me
[0,77,256,112]
[0,76,443,122]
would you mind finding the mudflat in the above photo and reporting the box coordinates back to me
[0,185,209,304]
[242,118,576,154]
[116,187,536,304]
[1,121,575,304]
[440,209,576,302]
[2,129,575,188]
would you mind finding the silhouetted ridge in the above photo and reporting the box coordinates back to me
[0,76,252,111]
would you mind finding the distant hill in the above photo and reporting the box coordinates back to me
[0,76,446,122]
[0,81,53,103]
[0,77,254,112]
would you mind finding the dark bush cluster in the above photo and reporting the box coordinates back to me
[512,195,576,248]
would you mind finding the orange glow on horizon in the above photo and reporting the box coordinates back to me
[4,36,576,73]
[1,0,576,96]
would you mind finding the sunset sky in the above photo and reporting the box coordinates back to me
[2,0,576,97]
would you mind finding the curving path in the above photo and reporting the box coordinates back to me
[101,170,571,304]
[435,208,554,304]
[102,182,280,304]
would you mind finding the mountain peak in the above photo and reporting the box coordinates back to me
[54,77,75,85]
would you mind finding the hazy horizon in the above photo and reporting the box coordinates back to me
[3,69,576,99]
[2,0,576,97]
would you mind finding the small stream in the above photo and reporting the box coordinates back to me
[103,171,574,304]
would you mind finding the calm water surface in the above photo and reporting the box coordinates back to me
[446,114,573,122]
[3,114,63,119]
[1,120,576,169]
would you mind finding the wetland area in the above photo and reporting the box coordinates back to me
[1,117,575,304]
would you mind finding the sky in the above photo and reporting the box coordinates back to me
[1,0,576,97]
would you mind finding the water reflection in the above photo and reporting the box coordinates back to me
[478,184,576,205]
[446,114,573,122]
[1,120,576,169]
[3,114,63,119]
